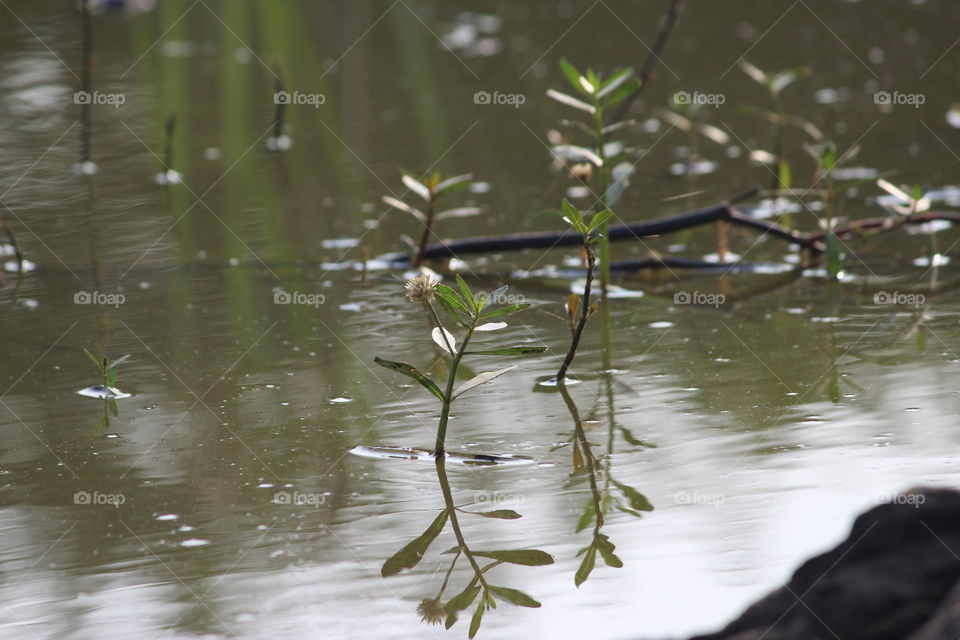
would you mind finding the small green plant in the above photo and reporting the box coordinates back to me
[547,58,639,293]
[83,350,130,396]
[376,274,545,455]
[555,201,611,383]
[739,60,819,192]
[382,173,479,268]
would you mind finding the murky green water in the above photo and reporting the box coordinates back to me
[2,1,960,638]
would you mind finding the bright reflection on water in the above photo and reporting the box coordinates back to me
[1,1,960,638]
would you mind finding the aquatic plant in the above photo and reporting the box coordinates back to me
[547,58,639,293]
[738,60,819,192]
[78,350,131,399]
[376,274,544,455]
[555,201,610,383]
[382,173,478,268]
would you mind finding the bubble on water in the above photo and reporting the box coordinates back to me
[649,321,674,329]
[329,397,353,404]
[156,514,178,521]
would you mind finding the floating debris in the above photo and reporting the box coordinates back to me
[349,445,534,466]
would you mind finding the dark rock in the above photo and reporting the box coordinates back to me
[690,488,960,640]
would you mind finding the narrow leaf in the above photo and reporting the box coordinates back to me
[739,60,767,85]
[432,327,457,354]
[489,586,542,608]
[575,545,597,587]
[433,173,473,199]
[445,584,480,615]
[381,509,449,576]
[452,365,517,399]
[401,174,431,202]
[435,207,482,221]
[374,357,445,402]
[558,58,588,95]
[83,348,104,372]
[435,284,470,316]
[546,89,596,114]
[456,275,476,313]
[468,601,485,639]
[552,144,603,167]
[475,322,507,332]
[576,499,596,533]
[597,67,633,99]
[381,195,426,223]
[479,304,531,319]
[474,549,553,567]
[468,509,522,520]
[610,478,654,512]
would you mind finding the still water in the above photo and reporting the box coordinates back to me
[2,1,960,638]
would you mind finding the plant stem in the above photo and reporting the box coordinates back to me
[556,246,595,382]
[592,103,611,296]
[435,457,489,589]
[433,312,476,455]
[413,190,435,269]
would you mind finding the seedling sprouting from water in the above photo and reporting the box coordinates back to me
[547,58,639,294]
[267,71,292,151]
[555,201,611,383]
[73,0,97,176]
[382,173,478,268]
[76,350,132,400]
[376,274,545,455]
[739,60,818,192]
[658,101,730,177]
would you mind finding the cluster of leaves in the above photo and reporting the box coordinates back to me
[83,349,129,392]
[383,173,479,267]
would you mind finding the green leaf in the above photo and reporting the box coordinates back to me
[826,231,842,278]
[455,275,476,313]
[778,160,792,190]
[435,207,482,221]
[473,549,554,566]
[374,357,445,402]
[596,534,623,568]
[575,544,597,587]
[381,509,449,577]
[601,77,640,109]
[558,58,588,95]
[435,284,470,317]
[83,348,104,372]
[452,366,518,400]
[739,60,768,85]
[468,509,522,520]
[489,586,542,608]
[576,499,596,533]
[610,478,654,512]
[465,346,547,357]
[587,209,613,234]
[597,68,633,98]
[618,426,656,448]
[433,173,473,199]
[479,304,530,319]
[401,174,431,202]
[546,89,596,114]
[821,145,837,173]
[561,199,585,232]
[106,367,118,388]
[445,584,481,615]
[468,601,485,639]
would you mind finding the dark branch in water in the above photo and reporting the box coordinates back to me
[610,0,686,123]
[80,0,93,165]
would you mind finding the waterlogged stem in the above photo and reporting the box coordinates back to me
[558,382,604,528]
[557,247,596,382]
[435,457,490,590]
